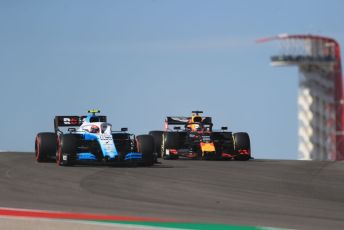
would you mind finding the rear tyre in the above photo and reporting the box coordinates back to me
[136,135,155,166]
[57,134,77,166]
[149,131,163,158]
[35,132,57,163]
[233,132,251,161]
[161,132,180,160]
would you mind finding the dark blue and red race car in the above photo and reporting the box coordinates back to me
[149,111,251,161]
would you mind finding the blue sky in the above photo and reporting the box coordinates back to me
[0,0,343,159]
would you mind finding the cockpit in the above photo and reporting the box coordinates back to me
[82,122,112,134]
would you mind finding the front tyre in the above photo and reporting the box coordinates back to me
[233,132,251,161]
[112,133,131,160]
[136,135,155,166]
[35,132,57,163]
[56,134,77,166]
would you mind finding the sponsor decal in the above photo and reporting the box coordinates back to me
[63,117,79,125]
[200,142,215,152]
[99,135,112,140]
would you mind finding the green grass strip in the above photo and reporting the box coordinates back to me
[93,220,267,230]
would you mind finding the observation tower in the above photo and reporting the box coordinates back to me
[258,34,344,160]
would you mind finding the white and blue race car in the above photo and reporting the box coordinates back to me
[35,110,155,166]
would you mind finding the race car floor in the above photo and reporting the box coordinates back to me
[0,152,344,230]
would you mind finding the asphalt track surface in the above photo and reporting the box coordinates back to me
[0,152,344,230]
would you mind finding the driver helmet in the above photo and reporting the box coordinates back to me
[194,124,200,130]
[90,125,100,133]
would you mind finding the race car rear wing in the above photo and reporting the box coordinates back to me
[54,115,107,132]
[165,116,213,125]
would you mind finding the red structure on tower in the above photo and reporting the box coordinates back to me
[258,34,344,160]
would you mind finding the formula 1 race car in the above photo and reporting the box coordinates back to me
[149,111,251,160]
[35,110,155,166]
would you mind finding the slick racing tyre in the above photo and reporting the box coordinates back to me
[136,134,155,166]
[35,132,57,163]
[212,132,234,159]
[149,130,163,158]
[112,133,131,159]
[161,132,179,160]
[233,132,251,161]
[220,132,235,154]
[57,134,77,166]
